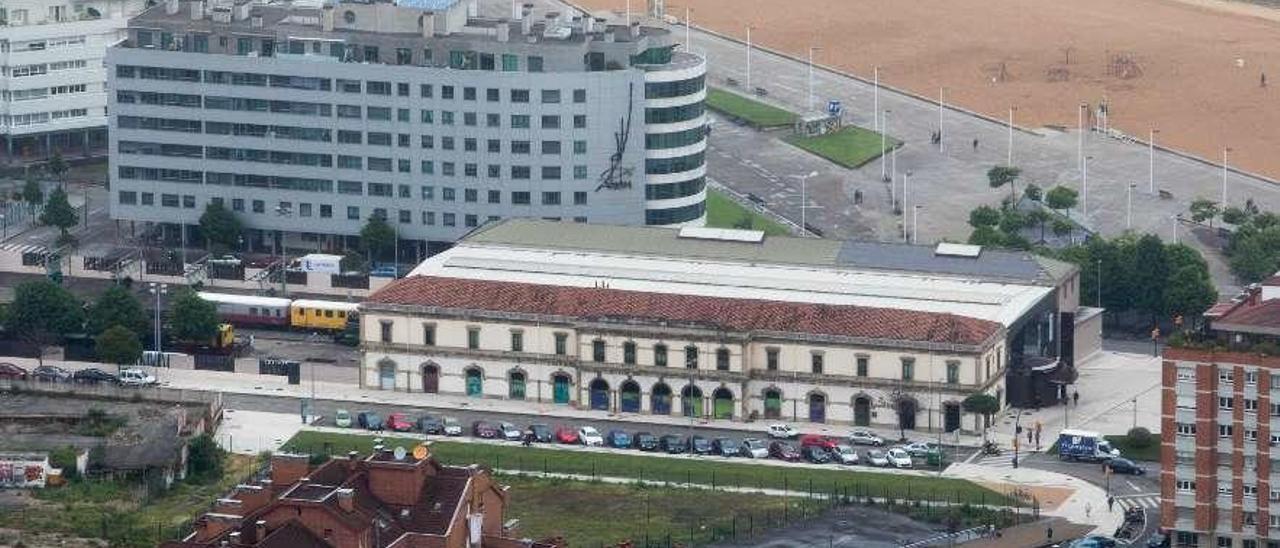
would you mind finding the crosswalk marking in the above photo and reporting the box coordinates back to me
[0,242,48,254]
[973,454,1016,468]
[1114,494,1160,510]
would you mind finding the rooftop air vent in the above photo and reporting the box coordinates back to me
[934,242,982,258]
[677,226,765,243]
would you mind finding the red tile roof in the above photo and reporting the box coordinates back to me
[1216,299,1280,332]
[368,276,1001,346]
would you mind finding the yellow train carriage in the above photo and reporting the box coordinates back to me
[289,299,359,331]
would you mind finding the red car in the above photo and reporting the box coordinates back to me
[769,441,802,462]
[472,421,499,439]
[0,363,28,381]
[798,434,839,451]
[554,426,580,444]
[386,413,414,432]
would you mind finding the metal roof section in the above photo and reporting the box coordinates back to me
[935,242,983,258]
[677,226,765,243]
[834,241,1049,283]
[395,0,461,10]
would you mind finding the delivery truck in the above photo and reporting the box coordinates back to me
[1057,428,1121,462]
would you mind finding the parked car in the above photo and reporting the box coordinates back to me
[472,421,499,439]
[739,438,769,459]
[798,434,839,451]
[442,416,463,436]
[73,368,117,384]
[1145,531,1170,548]
[528,423,553,443]
[865,449,891,467]
[0,363,29,381]
[498,422,522,441]
[633,432,660,451]
[1105,457,1146,475]
[769,441,801,462]
[801,446,832,464]
[578,426,604,447]
[832,445,860,465]
[767,424,800,439]
[660,435,687,454]
[606,430,632,449]
[418,415,444,434]
[31,365,71,382]
[334,409,352,428]
[1066,535,1118,548]
[555,426,580,444]
[886,448,913,468]
[386,413,414,432]
[689,436,714,455]
[848,430,885,446]
[117,368,157,387]
[357,412,384,431]
[712,437,738,457]
[903,441,942,458]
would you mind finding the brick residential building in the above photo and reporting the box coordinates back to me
[1160,277,1280,547]
[161,447,559,548]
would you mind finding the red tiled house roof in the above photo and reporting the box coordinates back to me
[367,276,1002,347]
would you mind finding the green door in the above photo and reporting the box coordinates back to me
[552,375,570,404]
[713,392,734,419]
[764,391,782,419]
[465,370,482,397]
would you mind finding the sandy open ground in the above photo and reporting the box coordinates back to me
[579,0,1280,178]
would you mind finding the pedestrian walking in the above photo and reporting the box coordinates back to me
[1027,429,1033,444]
[1085,502,1092,519]
[1262,72,1268,88]
[1073,390,1080,406]
[1034,430,1041,450]
[972,138,979,151]
[1046,526,1054,541]
[1108,495,1115,512]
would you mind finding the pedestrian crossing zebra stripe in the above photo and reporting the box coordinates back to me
[0,243,47,254]
[1114,495,1160,509]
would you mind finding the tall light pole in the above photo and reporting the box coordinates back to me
[149,282,167,352]
[1082,155,1092,218]
[1222,147,1232,206]
[807,46,822,112]
[881,109,891,182]
[1096,259,1102,308]
[902,170,913,242]
[684,6,691,51]
[1148,128,1159,194]
[1126,183,1136,230]
[792,171,819,236]
[938,87,945,153]
[745,25,753,91]
[912,205,923,244]
[1006,106,1016,166]
[1078,103,1086,174]
[275,205,292,297]
[873,66,880,131]
[1172,215,1181,244]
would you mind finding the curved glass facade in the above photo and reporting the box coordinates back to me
[645,177,704,200]
[642,54,708,226]
[645,127,706,150]
[645,200,705,225]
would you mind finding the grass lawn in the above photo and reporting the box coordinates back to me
[281,431,1013,506]
[704,189,792,236]
[783,126,901,169]
[705,88,796,128]
[0,453,258,547]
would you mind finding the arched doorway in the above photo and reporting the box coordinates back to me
[808,392,827,423]
[464,367,483,397]
[421,363,439,393]
[712,387,734,420]
[681,385,703,417]
[897,398,918,431]
[509,371,526,400]
[589,378,610,411]
[620,380,641,413]
[853,395,872,426]
[763,388,782,419]
[377,359,396,390]
[651,383,673,415]
[944,402,962,433]
[551,373,572,404]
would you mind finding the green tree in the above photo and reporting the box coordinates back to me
[340,251,366,274]
[1131,235,1169,319]
[986,166,1022,203]
[87,285,148,336]
[997,208,1026,235]
[1044,185,1078,212]
[169,289,218,343]
[1222,206,1249,226]
[198,201,243,254]
[46,151,68,183]
[4,280,83,365]
[1164,263,1217,319]
[1023,184,1043,202]
[968,225,1005,247]
[39,186,77,237]
[1126,427,1154,449]
[1189,198,1220,227]
[21,178,43,212]
[962,393,1001,443]
[968,205,1001,228]
[1228,227,1280,283]
[1025,209,1051,243]
[95,325,143,368]
[1051,218,1074,239]
[186,433,225,482]
[359,214,396,263]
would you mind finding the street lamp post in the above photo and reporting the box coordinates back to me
[684,6,691,51]
[1082,155,1092,217]
[275,206,292,297]
[149,282,167,352]
[902,170,913,242]
[1007,106,1016,166]
[1172,215,1181,244]
[1096,258,1102,307]
[745,25,753,91]
[1126,183,1136,230]
[1078,102,1086,174]
[1148,128,1159,194]
[792,171,819,236]
[938,87,945,153]
[881,110,891,182]
[912,205,923,244]
[873,66,880,131]
[1222,147,1232,206]
[807,46,821,113]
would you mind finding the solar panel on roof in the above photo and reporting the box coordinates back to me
[935,243,983,258]
[677,226,765,243]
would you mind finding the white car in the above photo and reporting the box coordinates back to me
[887,448,914,468]
[442,417,463,436]
[498,422,523,441]
[832,445,860,465]
[117,368,157,387]
[865,449,890,467]
[848,430,885,446]
[903,441,941,457]
[740,438,769,459]
[767,424,800,439]
[578,426,604,446]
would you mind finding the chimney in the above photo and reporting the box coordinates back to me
[190,0,204,20]
[255,520,267,542]
[233,1,250,21]
[628,20,640,39]
[165,0,180,15]
[496,20,510,42]
[321,5,334,31]
[335,488,355,512]
[269,454,310,487]
[228,532,241,544]
[520,3,533,35]
[420,13,434,38]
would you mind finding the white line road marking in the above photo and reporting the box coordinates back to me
[1127,480,1140,492]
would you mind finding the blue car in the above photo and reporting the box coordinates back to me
[606,430,632,449]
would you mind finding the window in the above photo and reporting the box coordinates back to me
[527,56,543,72]
[856,356,869,377]
[810,353,823,374]
[467,328,480,350]
[554,333,568,355]
[1218,484,1233,497]
[1176,423,1196,436]
[422,324,436,345]
[511,191,531,205]
[573,191,588,206]
[654,344,668,367]
[1220,396,1234,410]
[347,206,360,220]
[1245,485,1258,498]
[502,54,519,71]
[511,115,530,128]
[574,114,587,128]
[510,331,524,352]
[574,140,587,154]
[379,321,393,343]
[573,89,587,103]
[946,361,960,384]
[1219,424,1234,438]
[510,89,530,103]
[1246,398,1259,413]
[623,342,637,365]
[1247,370,1259,384]
[542,141,562,155]
[717,349,731,371]
[541,89,560,103]
[442,213,456,226]
[1177,369,1195,383]
[1220,370,1234,384]
[1246,428,1258,442]
[592,339,606,362]
[542,167,561,180]
[541,115,560,129]
[488,190,501,204]
[766,348,779,371]
[684,346,698,369]
[1176,480,1195,493]
[541,192,561,205]
[901,358,915,381]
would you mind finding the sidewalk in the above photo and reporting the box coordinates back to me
[945,463,1124,537]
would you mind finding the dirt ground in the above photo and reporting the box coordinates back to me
[580,0,1280,178]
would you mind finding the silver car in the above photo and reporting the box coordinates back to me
[865,449,890,467]
[848,430,885,446]
[832,444,860,465]
[740,437,769,458]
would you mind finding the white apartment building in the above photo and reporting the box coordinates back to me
[358,220,1084,433]
[1,0,147,163]
[106,0,707,254]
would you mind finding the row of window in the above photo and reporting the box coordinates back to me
[645,201,706,225]
[1214,395,1280,415]
[644,75,706,100]
[13,35,86,52]
[645,127,708,150]
[3,108,90,128]
[3,84,88,102]
[5,59,87,77]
